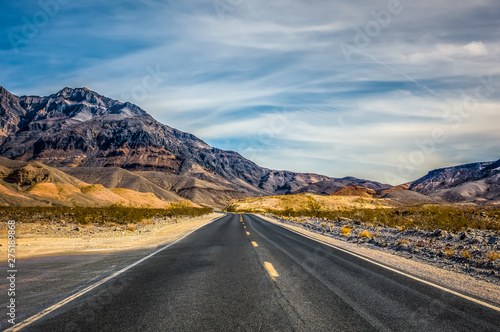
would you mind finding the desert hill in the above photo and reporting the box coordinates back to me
[0,157,194,208]
[332,185,376,197]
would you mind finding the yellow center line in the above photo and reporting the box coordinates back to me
[246,231,250,235]
[251,241,258,247]
[264,261,279,280]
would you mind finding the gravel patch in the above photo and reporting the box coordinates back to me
[259,214,500,307]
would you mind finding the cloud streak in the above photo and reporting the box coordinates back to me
[1,0,499,184]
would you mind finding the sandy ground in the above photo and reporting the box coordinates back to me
[258,214,500,307]
[0,213,224,261]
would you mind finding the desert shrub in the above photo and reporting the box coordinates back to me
[396,239,409,245]
[228,204,500,232]
[340,226,351,236]
[358,230,372,238]
[444,247,455,258]
[461,250,471,259]
[486,251,500,262]
[0,205,212,225]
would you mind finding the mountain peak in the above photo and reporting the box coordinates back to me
[54,86,105,102]
[22,87,150,120]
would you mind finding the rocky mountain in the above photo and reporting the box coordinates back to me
[0,86,390,206]
[410,159,500,203]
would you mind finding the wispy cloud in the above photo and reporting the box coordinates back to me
[1,0,499,183]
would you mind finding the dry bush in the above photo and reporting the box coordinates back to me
[396,239,409,245]
[461,250,471,259]
[233,204,500,232]
[358,230,372,238]
[126,225,136,232]
[0,205,213,225]
[486,251,500,262]
[340,226,352,236]
[444,247,455,258]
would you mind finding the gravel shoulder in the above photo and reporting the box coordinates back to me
[257,214,500,307]
[0,213,224,261]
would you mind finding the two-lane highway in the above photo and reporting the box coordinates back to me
[12,214,500,331]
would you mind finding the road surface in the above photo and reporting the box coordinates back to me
[10,213,500,331]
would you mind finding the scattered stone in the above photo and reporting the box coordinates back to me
[74,227,80,231]
[487,236,498,245]
[468,238,480,245]
[273,215,500,285]
[431,229,443,237]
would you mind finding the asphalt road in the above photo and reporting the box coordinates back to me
[11,213,500,331]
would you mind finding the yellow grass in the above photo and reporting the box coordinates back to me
[396,239,409,245]
[444,247,455,258]
[461,250,471,259]
[227,193,393,213]
[340,226,352,236]
[358,230,372,238]
[486,252,500,262]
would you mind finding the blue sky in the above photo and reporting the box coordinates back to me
[1,0,499,184]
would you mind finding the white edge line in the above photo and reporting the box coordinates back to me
[5,214,226,332]
[255,214,500,313]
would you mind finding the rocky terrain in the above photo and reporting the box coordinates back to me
[268,215,500,284]
[0,86,389,207]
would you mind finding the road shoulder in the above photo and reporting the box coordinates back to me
[0,213,224,261]
[257,214,500,307]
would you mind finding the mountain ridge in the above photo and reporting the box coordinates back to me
[0,86,390,206]
[410,158,500,203]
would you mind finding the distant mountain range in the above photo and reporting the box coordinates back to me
[0,86,390,207]
[1,86,498,207]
